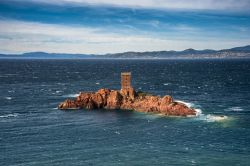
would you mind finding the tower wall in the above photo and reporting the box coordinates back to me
[121,72,131,90]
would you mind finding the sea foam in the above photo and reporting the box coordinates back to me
[202,114,228,122]
[0,113,19,118]
[176,100,228,122]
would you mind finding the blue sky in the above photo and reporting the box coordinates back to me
[0,0,250,54]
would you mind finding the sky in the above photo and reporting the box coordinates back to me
[0,0,250,54]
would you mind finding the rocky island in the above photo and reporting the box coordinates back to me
[58,72,196,116]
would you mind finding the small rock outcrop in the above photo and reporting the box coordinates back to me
[58,88,196,116]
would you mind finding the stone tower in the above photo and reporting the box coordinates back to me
[121,72,132,90]
[120,72,135,100]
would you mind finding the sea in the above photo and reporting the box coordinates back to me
[0,59,250,166]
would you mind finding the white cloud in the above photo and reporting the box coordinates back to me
[29,0,250,11]
[0,20,249,54]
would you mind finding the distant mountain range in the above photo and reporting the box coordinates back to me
[0,52,94,59]
[104,45,250,59]
[1,45,250,59]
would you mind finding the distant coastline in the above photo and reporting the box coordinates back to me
[1,45,250,59]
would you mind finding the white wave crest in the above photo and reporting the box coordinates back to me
[225,107,243,112]
[63,93,79,98]
[5,97,12,100]
[176,100,228,122]
[176,100,201,117]
[175,100,195,108]
[0,113,19,118]
[194,108,202,116]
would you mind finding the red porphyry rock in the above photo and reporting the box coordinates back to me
[106,90,123,109]
[58,88,196,116]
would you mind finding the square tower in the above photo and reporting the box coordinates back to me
[121,72,132,90]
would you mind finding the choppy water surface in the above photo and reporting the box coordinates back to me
[0,59,250,166]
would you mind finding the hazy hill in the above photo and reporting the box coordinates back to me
[104,45,250,59]
[0,45,250,59]
[0,52,94,59]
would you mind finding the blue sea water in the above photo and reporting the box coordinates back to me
[0,59,250,166]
